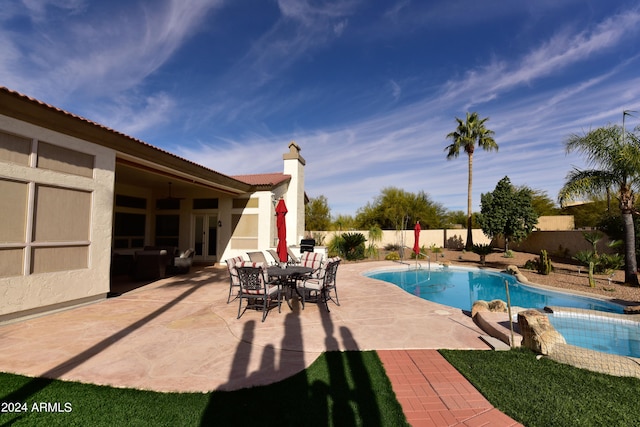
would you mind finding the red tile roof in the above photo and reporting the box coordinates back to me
[232,172,291,187]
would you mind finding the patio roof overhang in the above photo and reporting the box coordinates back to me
[0,86,252,196]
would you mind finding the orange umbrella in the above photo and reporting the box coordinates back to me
[276,198,288,263]
[413,221,421,256]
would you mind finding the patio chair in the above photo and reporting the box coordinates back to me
[266,249,282,265]
[169,248,194,274]
[247,251,270,265]
[224,256,245,303]
[298,257,341,311]
[286,247,301,265]
[299,252,324,278]
[236,261,282,322]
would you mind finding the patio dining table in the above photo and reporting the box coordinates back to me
[267,265,313,308]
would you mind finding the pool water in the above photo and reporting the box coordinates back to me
[548,312,640,358]
[366,266,640,357]
[366,267,623,313]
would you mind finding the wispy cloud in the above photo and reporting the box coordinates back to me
[180,5,640,215]
[0,0,224,134]
[443,8,640,109]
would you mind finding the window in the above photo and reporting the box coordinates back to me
[114,212,146,249]
[115,195,147,209]
[37,142,94,177]
[155,215,179,247]
[0,135,95,276]
[0,130,31,165]
[0,179,28,243]
[156,198,180,210]
[193,198,218,209]
[232,198,259,209]
[33,185,91,242]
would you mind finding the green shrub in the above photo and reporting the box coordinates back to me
[341,232,367,261]
[385,251,400,260]
[471,244,493,265]
[384,243,401,251]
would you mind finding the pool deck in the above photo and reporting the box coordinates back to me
[0,261,522,426]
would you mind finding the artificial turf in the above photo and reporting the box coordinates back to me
[0,350,408,427]
[440,347,640,427]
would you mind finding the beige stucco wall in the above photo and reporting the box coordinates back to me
[535,215,575,231]
[495,230,616,257]
[311,229,491,250]
[0,114,115,320]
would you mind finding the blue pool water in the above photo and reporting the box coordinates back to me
[366,266,640,357]
[366,267,623,313]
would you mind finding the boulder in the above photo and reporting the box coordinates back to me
[488,299,507,312]
[505,264,529,283]
[471,300,490,318]
[518,309,566,355]
[623,305,640,314]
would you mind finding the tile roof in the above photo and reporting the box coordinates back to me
[0,86,252,192]
[232,172,291,187]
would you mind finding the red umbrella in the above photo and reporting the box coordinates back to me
[275,198,288,263]
[413,221,421,256]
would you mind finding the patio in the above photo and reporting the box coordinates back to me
[0,261,521,425]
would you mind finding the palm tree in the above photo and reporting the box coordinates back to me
[558,113,640,286]
[445,112,498,250]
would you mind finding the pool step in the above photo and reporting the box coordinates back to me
[480,335,511,351]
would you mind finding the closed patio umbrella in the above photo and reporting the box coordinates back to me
[276,198,288,263]
[413,221,421,256]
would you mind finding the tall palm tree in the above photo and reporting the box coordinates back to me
[445,112,498,250]
[559,117,640,286]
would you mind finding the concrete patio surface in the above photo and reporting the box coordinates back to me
[0,261,490,393]
[0,261,526,425]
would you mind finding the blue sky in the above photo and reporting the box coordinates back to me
[2,0,640,217]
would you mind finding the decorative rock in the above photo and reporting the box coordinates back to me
[488,299,507,312]
[518,309,566,355]
[623,305,640,314]
[505,264,529,283]
[471,300,490,318]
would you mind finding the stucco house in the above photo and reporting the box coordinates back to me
[0,87,307,323]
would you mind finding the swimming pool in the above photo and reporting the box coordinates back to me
[366,266,623,313]
[366,266,640,357]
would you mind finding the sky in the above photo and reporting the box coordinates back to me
[2,0,640,217]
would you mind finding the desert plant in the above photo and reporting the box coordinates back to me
[366,225,382,259]
[341,232,367,261]
[311,232,325,246]
[385,251,400,260]
[430,244,443,261]
[523,249,554,275]
[471,244,493,265]
[574,250,597,287]
[327,234,345,258]
[538,249,553,275]
[504,249,514,258]
[384,243,401,251]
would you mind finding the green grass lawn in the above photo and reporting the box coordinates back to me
[0,350,408,427]
[441,348,640,427]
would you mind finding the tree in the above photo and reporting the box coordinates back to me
[305,195,331,231]
[445,112,498,250]
[332,214,356,231]
[477,176,538,252]
[558,116,640,286]
[528,189,560,216]
[354,187,446,230]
